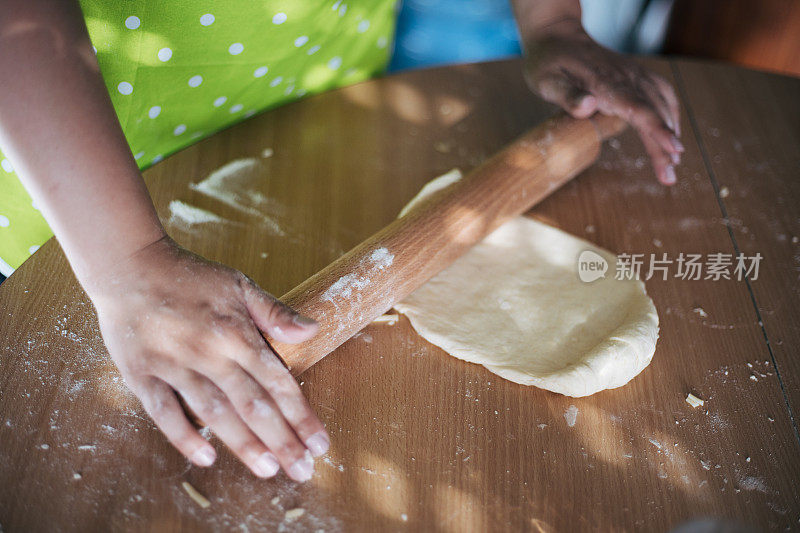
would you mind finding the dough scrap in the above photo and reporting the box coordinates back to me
[395,171,659,397]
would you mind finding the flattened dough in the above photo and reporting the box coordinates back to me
[395,171,659,397]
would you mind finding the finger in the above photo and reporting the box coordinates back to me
[214,367,317,482]
[637,127,676,185]
[536,72,598,119]
[641,77,677,136]
[652,75,681,137]
[170,371,283,479]
[128,376,217,467]
[239,276,318,344]
[598,91,683,162]
[233,331,330,457]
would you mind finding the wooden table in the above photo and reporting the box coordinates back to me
[1,58,798,532]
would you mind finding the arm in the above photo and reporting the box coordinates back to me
[0,0,329,481]
[510,0,683,185]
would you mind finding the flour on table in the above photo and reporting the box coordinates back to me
[394,170,659,397]
[189,158,286,236]
[167,201,226,228]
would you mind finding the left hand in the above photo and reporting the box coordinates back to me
[522,20,684,185]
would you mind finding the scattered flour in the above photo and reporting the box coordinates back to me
[168,201,225,227]
[564,405,579,427]
[189,158,285,236]
[321,273,370,303]
[738,475,768,493]
[370,247,394,269]
[320,247,394,306]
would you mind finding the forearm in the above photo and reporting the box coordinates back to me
[0,0,165,291]
[510,0,584,44]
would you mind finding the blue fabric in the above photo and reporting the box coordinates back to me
[389,0,522,71]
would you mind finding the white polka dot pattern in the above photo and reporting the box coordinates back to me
[117,81,133,95]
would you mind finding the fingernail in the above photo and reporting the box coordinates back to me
[288,450,314,482]
[254,452,280,478]
[292,314,317,327]
[192,446,216,467]
[664,166,677,185]
[671,136,685,152]
[305,431,330,457]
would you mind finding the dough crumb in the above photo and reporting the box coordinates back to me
[719,186,730,198]
[401,513,408,522]
[72,472,82,480]
[262,148,274,158]
[271,496,280,506]
[434,141,452,153]
[372,313,399,325]
[685,393,704,408]
[182,481,211,508]
[285,508,305,521]
[693,307,708,318]
[564,405,579,427]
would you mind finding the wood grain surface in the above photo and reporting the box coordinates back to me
[1,58,798,532]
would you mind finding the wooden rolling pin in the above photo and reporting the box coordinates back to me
[271,112,627,375]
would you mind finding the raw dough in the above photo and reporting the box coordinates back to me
[394,171,659,397]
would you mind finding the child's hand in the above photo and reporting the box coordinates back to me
[522,20,684,185]
[85,236,329,482]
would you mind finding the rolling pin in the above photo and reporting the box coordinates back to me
[271,112,627,374]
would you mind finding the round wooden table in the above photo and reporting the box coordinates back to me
[1,58,798,532]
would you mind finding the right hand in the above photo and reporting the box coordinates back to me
[521,19,683,185]
[86,236,329,481]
